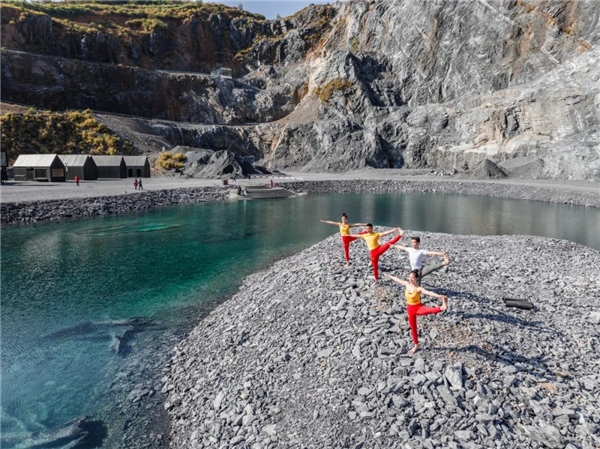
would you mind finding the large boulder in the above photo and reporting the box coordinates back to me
[171,146,269,179]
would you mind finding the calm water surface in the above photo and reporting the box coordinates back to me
[1,192,598,446]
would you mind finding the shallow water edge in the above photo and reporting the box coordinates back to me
[1,179,598,225]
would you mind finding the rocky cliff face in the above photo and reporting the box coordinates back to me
[2,0,599,180]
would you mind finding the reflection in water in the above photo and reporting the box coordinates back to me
[81,223,184,236]
[1,192,598,447]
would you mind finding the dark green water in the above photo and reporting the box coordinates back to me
[1,192,598,446]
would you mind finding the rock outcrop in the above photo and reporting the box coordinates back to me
[168,146,270,178]
[1,0,599,180]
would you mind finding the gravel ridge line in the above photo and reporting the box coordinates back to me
[163,231,600,449]
[1,179,598,225]
[283,180,600,208]
[0,187,227,224]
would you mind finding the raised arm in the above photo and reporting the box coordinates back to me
[348,231,366,238]
[424,250,446,257]
[380,227,403,237]
[419,287,448,301]
[349,223,369,228]
[320,220,340,226]
[391,244,409,251]
[382,273,410,287]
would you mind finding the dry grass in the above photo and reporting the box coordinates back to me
[0,109,132,164]
[314,78,354,103]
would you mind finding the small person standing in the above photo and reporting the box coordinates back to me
[320,213,368,267]
[133,178,138,190]
[138,178,143,190]
[74,175,80,187]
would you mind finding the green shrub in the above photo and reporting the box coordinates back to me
[125,17,167,33]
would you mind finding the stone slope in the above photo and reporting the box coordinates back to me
[1,0,599,180]
[163,232,600,448]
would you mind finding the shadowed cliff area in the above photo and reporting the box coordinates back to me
[1,0,599,180]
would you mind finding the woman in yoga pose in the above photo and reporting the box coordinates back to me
[320,213,368,266]
[383,271,448,354]
[349,225,403,282]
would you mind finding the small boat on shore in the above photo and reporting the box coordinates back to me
[229,185,297,199]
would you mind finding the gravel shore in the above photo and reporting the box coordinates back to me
[1,175,598,224]
[163,231,600,449]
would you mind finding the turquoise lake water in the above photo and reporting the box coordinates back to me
[1,192,599,446]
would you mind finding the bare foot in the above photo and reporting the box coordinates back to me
[441,296,449,312]
[345,262,351,268]
[443,253,450,265]
[409,344,419,354]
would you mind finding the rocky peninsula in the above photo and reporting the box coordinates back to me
[163,231,600,449]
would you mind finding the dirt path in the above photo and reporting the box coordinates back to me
[1,169,598,204]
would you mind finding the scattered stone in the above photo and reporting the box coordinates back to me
[161,231,600,448]
[444,363,464,391]
[522,424,565,449]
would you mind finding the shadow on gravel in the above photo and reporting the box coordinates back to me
[453,310,559,334]
[428,344,559,380]
[433,288,562,336]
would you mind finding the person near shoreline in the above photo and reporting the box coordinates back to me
[138,178,143,190]
[392,236,450,286]
[383,271,448,354]
[320,213,368,267]
[349,225,403,282]
[133,178,138,190]
[74,175,80,187]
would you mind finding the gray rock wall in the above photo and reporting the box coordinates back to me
[2,0,600,180]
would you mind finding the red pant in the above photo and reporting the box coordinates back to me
[406,303,442,344]
[341,231,368,262]
[369,234,401,279]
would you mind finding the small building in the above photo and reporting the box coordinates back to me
[59,155,98,181]
[13,154,66,182]
[210,67,233,79]
[123,156,151,178]
[92,155,127,179]
[1,151,7,183]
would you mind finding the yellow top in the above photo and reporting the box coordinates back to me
[405,288,422,306]
[360,232,381,251]
[339,224,351,236]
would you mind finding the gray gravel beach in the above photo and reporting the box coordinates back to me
[163,231,600,449]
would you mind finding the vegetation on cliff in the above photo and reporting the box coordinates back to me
[155,152,185,169]
[2,1,266,30]
[1,0,268,72]
[0,109,133,164]
[314,79,354,103]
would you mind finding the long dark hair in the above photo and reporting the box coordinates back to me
[409,269,420,279]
